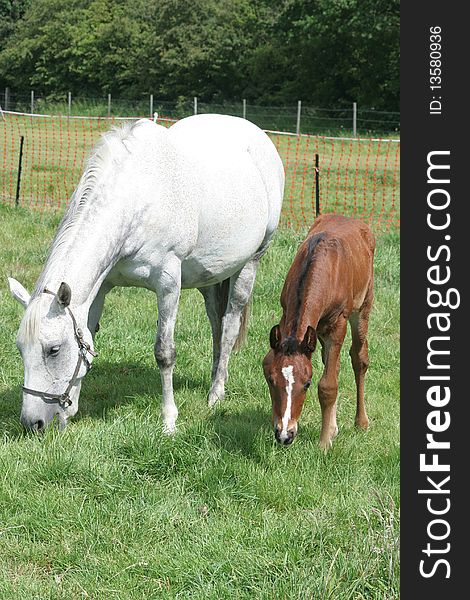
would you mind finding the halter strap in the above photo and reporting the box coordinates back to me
[22,288,97,408]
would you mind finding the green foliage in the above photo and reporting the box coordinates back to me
[0,0,399,109]
[0,1,30,46]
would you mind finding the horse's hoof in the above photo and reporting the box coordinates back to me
[207,390,224,408]
[162,421,177,435]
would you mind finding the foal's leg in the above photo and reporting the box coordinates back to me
[349,286,373,430]
[207,259,258,407]
[318,334,326,366]
[317,319,347,450]
[198,280,229,381]
[153,259,182,434]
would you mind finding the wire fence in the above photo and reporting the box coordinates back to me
[1,90,400,136]
[0,111,400,231]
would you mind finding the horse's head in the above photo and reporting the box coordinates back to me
[262,324,316,445]
[8,278,96,431]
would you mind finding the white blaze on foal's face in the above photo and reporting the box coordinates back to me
[280,365,295,442]
[263,325,315,445]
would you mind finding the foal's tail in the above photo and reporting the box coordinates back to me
[234,295,252,352]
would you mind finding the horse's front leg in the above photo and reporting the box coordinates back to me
[208,259,258,407]
[153,259,182,434]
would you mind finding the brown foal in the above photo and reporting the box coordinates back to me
[262,214,375,449]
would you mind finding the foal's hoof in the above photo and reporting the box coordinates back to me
[355,417,369,430]
[319,438,333,452]
[319,425,338,452]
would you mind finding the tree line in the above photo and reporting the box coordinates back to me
[0,0,399,110]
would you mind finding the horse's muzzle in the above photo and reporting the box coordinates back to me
[20,414,46,432]
[275,427,296,445]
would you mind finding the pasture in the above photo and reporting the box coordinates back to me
[0,205,399,599]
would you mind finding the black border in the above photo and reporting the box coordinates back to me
[401,3,467,596]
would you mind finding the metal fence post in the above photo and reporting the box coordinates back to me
[243,98,246,119]
[16,136,25,207]
[194,96,198,115]
[296,100,302,136]
[68,91,72,116]
[31,90,34,114]
[150,94,153,119]
[5,87,9,111]
[314,153,320,216]
[353,102,357,137]
[108,93,112,117]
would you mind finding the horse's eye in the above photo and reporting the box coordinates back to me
[304,381,311,391]
[49,345,60,356]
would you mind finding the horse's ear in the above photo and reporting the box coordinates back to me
[8,277,31,309]
[56,282,71,308]
[301,326,317,354]
[269,324,281,351]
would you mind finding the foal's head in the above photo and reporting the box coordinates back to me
[262,324,316,445]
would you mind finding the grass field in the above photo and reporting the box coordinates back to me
[0,114,400,231]
[0,205,399,599]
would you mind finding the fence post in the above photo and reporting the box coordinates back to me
[5,87,9,111]
[16,136,25,207]
[296,100,302,136]
[194,96,198,115]
[108,93,112,117]
[243,98,246,119]
[68,91,72,116]
[31,90,34,114]
[314,153,320,216]
[150,94,153,119]
[353,102,357,137]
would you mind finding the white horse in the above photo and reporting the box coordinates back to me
[8,114,284,432]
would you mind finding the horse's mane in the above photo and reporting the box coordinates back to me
[32,121,139,298]
[17,296,44,344]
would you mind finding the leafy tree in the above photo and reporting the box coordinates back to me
[0,0,399,110]
[0,0,31,51]
[247,0,399,109]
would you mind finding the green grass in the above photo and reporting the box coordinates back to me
[0,205,399,599]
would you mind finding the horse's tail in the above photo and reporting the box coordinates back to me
[233,295,251,352]
[217,278,251,352]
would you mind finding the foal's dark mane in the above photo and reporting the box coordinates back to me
[280,336,302,355]
[286,232,326,337]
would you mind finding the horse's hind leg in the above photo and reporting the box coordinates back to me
[199,280,229,381]
[349,285,373,430]
[153,258,182,433]
[207,259,258,407]
[317,319,347,450]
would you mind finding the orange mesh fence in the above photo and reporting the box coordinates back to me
[268,131,400,231]
[1,112,399,231]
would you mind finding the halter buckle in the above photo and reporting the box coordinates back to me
[58,393,72,408]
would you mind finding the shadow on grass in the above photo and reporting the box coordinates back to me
[206,403,273,460]
[0,359,206,437]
